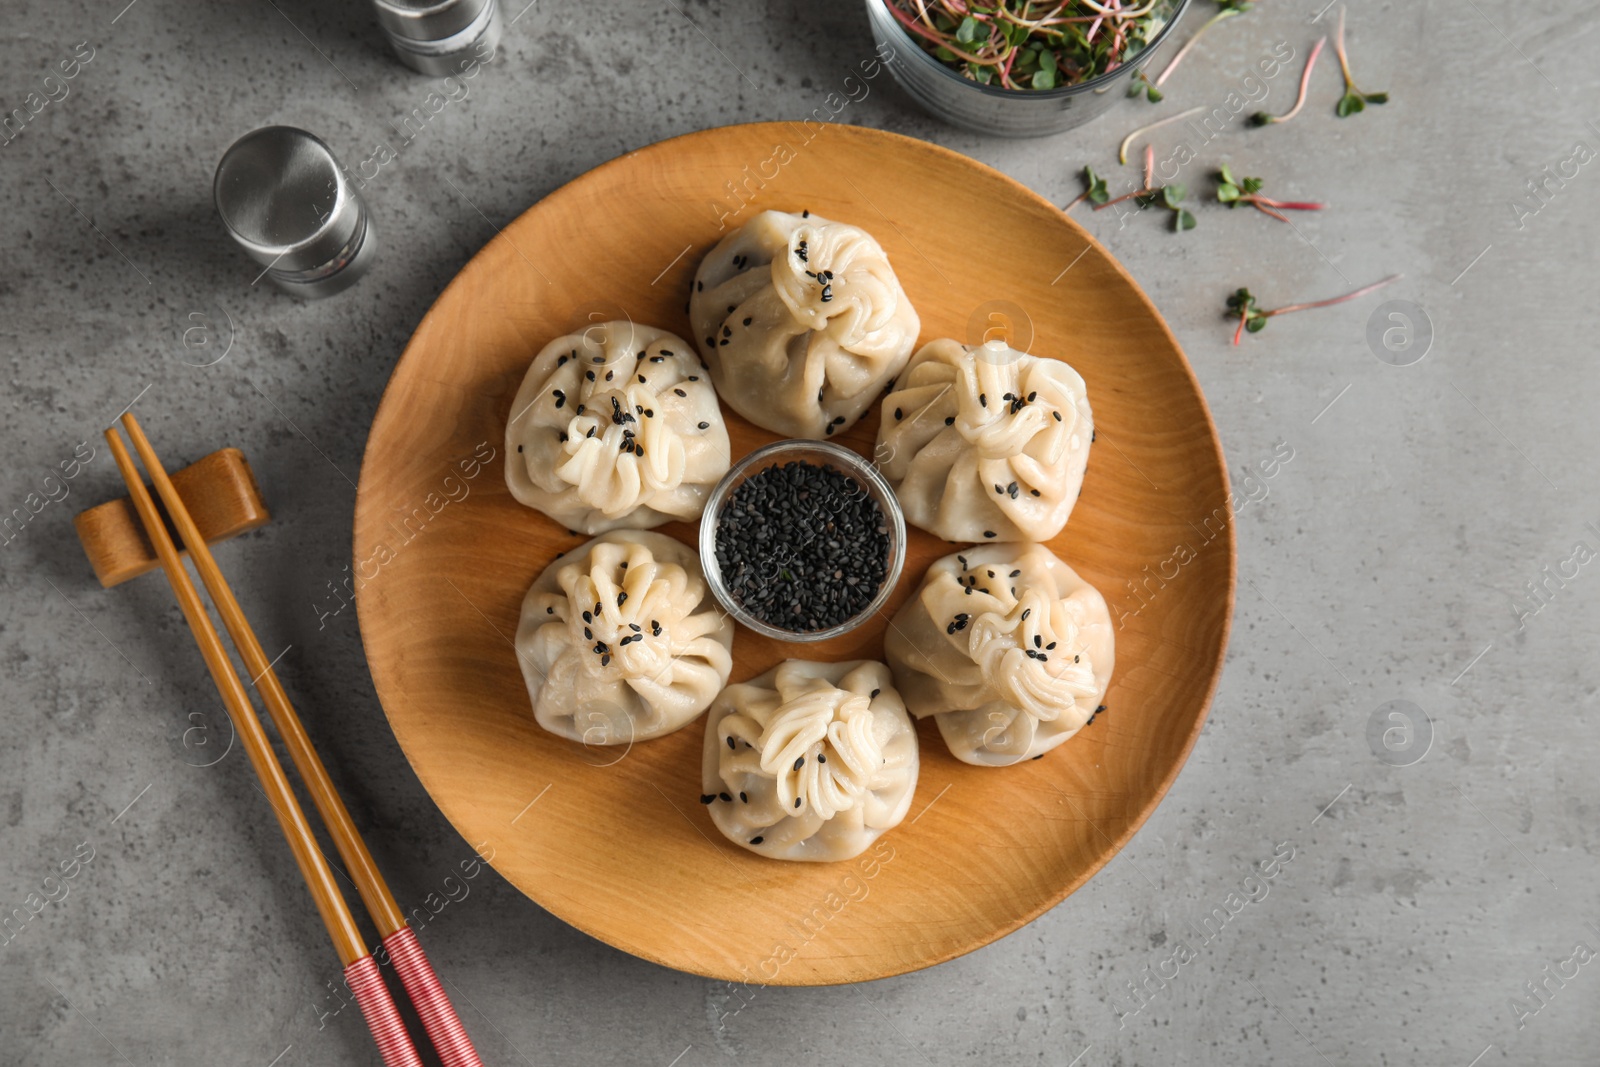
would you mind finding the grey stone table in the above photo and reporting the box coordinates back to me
[3,1,1597,1063]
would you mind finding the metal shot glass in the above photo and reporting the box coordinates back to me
[699,440,907,643]
[372,0,503,77]
[213,126,375,299]
[863,0,1192,137]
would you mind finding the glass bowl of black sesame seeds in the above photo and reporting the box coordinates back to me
[699,440,906,642]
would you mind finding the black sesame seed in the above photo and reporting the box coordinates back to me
[711,460,890,633]
[545,606,554,614]
[1030,489,1041,497]
[719,792,732,802]
[696,281,703,292]
[674,388,687,397]
[979,393,988,407]
[638,374,647,384]
[557,355,568,366]
[894,408,903,421]
[793,798,802,809]
[593,355,605,364]
[688,375,700,381]
[1028,391,1037,402]
[600,654,611,667]
[870,688,880,698]
[517,444,524,452]
[793,756,804,771]
[743,317,753,326]
[944,416,955,426]
[739,792,748,803]
[1053,411,1063,422]
[1034,635,1042,648]
[1021,609,1031,620]
[749,836,764,845]
[983,530,996,538]
[700,794,715,804]
[727,736,736,750]
[697,421,710,430]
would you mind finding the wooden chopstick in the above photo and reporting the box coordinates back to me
[103,425,424,1067]
[117,414,484,1067]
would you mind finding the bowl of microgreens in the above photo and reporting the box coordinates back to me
[867,0,1192,136]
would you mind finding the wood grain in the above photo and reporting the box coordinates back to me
[353,122,1234,985]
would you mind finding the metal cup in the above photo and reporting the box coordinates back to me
[213,126,376,299]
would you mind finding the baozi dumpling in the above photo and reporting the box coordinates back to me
[516,530,733,745]
[702,660,918,862]
[505,321,730,533]
[885,544,1113,767]
[875,338,1093,543]
[689,210,919,440]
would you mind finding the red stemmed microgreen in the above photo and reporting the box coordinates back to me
[1153,0,1253,87]
[1065,165,1111,212]
[1226,274,1402,344]
[1252,36,1325,125]
[882,1,1178,92]
[1333,6,1387,116]
[1096,145,1196,231]
[1216,165,1324,221]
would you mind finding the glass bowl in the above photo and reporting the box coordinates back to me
[698,440,907,643]
[864,0,1192,137]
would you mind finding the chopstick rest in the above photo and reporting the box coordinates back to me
[73,447,269,588]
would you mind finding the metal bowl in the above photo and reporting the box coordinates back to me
[865,0,1192,137]
[698,440,907,643]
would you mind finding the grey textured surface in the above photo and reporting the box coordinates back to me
[3,0,1598,1064]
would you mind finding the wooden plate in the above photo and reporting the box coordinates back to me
[354,122,1234,985]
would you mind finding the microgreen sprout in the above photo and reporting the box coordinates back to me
[1333,7,1387,116]
[1118,104,1207,164]
[1154,0,1253,87]
[1127,68,1164,103]
[883,0,1176,92]
[1215,165,1325,221]
[1065,165,1111,212]
[1226,274,1402,344]
[1252,36,1325,125]
[1097,145,1196,232]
